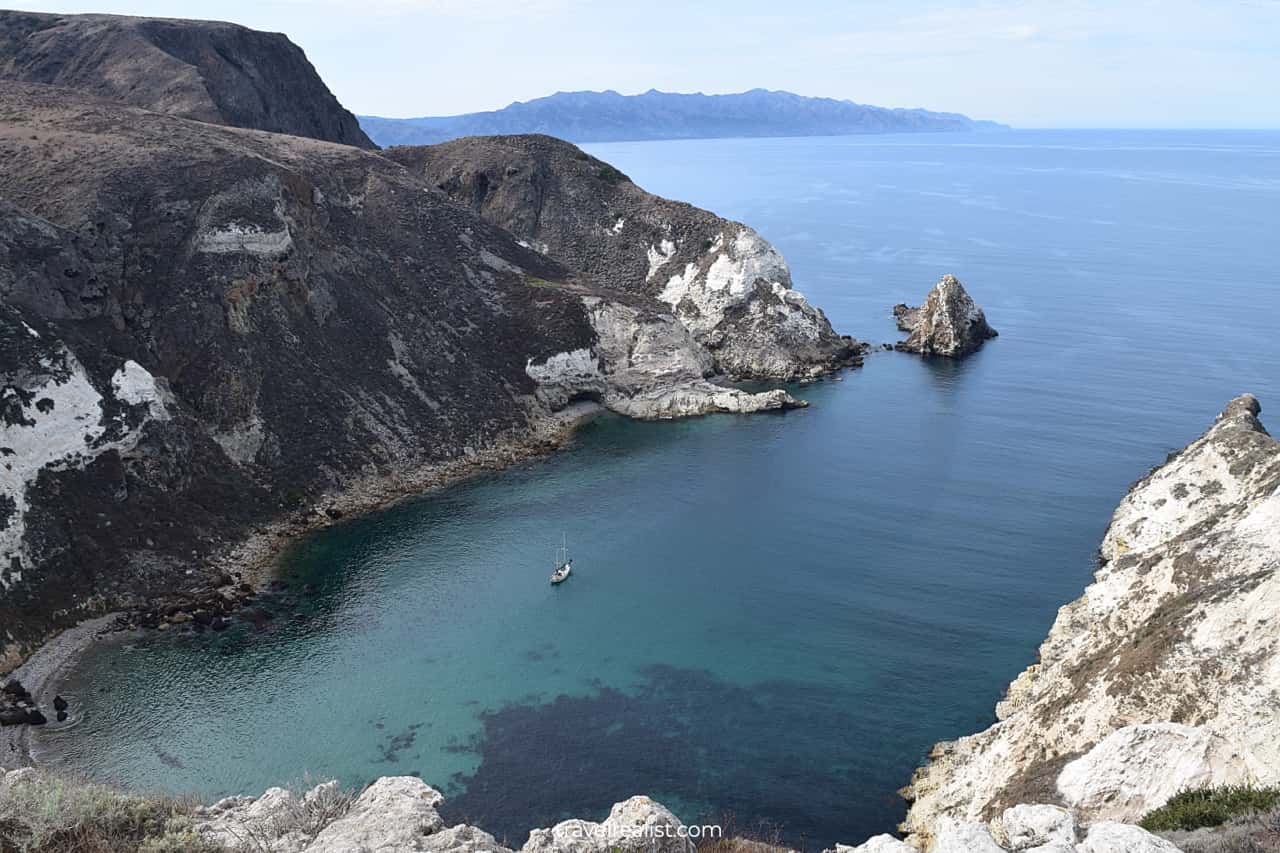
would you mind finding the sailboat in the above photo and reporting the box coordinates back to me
[549,533,572,585]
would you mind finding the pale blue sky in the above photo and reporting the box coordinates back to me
[10,0,1280,127]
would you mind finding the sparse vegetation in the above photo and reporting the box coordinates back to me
[524,274,560,288]
[267,779,358,841]
[1160,808,1280,853]
[694,812,789,853]
[1141,786,1280,833]
[594,163,630,185]
[0,773,224,853]
[0,771,362,853]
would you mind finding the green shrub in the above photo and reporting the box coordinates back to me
[1141,786,1280,833]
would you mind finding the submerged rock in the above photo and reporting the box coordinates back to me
[894,275,997,358]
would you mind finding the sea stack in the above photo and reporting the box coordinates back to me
[894,274,997,358]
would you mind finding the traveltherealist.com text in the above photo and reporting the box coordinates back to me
[562,823,723,842]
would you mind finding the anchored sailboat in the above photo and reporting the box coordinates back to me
[549,533,572,585]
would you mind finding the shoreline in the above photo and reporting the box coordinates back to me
[219,400,608,588]
[3,400,606,769]
[3,372,841,769]
[2,613,123,768]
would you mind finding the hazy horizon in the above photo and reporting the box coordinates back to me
[7,0,1280,130]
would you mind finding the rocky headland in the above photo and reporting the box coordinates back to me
[387,134,863,381]
[893,275,997,358]
[0,12,860,679]
[895,394,1280,850]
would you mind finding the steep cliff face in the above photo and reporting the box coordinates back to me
[0,77,834,672]
[387,135,861,380]
[0,79,597,670]
[894,275,996,358]
[901,395,1280,845]
[0,10,374,148]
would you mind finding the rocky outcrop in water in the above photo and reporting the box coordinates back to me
[388,134,863,380]
[894,275,996,358]
[891,304,920,333]
[900,395,1280,847]
[0,679,43,726]
[0,10,374,148]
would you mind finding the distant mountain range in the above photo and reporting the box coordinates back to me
[359,88,1008,147]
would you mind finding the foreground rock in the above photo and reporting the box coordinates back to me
[196,776,694,853]
[894,275,997,358]
[3,764,1185,853]
[0,10,374,147]
[836,806,1181,852]
[901,395,1280,844]
[389,134,863,380]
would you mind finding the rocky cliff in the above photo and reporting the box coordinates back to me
[894,275,996,358]
[0,52,848,670]
[0,10,374,148]
[900,395,1280,847]
[0,78,592,670]
[387,134,862,380]
[0,765,1189,853]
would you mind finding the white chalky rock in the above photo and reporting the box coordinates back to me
[521,795,693,853]
[931,820,1005,853]
[306,776,446,852]
[1077,822,1184,853]
[832,835,916,852]
[1057,724,1259,821]
[1000,804,1076,849]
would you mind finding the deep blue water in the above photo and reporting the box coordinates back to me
[36,130,1280,849]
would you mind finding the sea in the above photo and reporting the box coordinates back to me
[33,129,1280,849]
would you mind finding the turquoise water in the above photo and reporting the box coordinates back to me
[36,130,1280,849]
